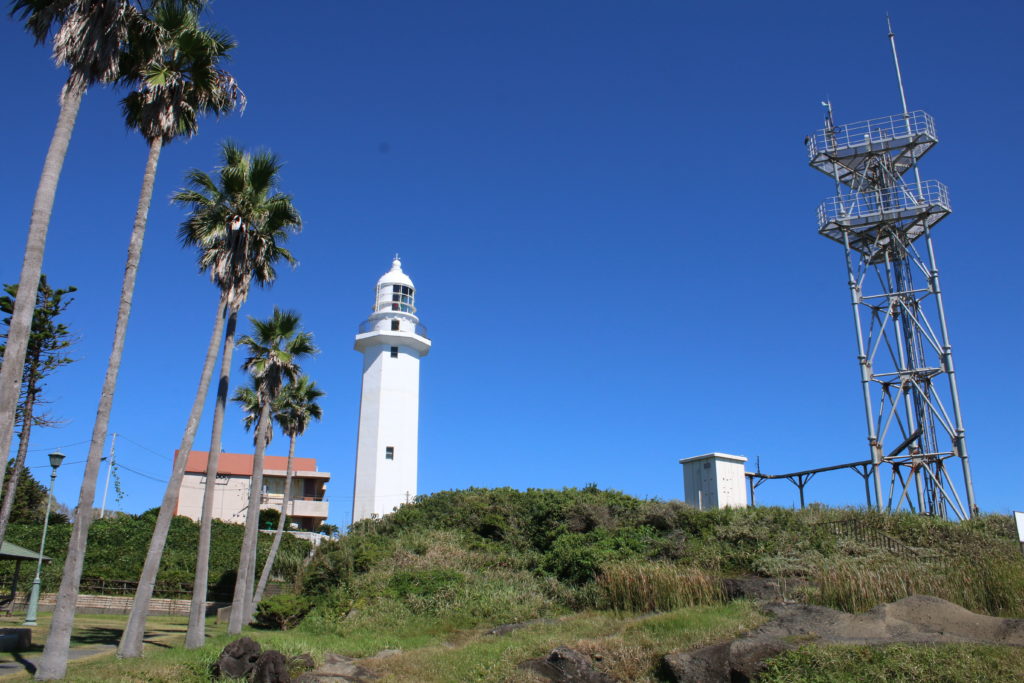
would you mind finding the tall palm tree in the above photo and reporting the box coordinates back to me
[229,309,316,632]
[0,0,137,564]
[251,374,323,607]
[177,144,301,648]
[110,1,244,659]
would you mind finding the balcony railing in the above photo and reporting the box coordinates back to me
[807,110,936,159]
[816,179,950,232]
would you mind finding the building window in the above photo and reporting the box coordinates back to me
[390,346,399,358]
[385,446,394,460]
[391,320,400,331]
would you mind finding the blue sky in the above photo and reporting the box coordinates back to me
[1,0,1021,529]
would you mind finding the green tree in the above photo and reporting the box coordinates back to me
[0,2,138,575]
[0,276,76,549]
[105,0,244,658]
[0,460,60,525]
[230,310,316,632]
[251,374,323,606]
[175,144,302,648]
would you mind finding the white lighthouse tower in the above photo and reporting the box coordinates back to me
[351,257,431,523]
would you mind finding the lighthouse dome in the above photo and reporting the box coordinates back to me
[377,258,414,288]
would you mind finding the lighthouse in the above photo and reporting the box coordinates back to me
[351,257,431,523]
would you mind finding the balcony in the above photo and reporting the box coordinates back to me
[816,179,951,253]
[260,493,329,520]
[808,111,937,188]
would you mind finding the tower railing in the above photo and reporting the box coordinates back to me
[807,110,936,159]
[816,179,950,232]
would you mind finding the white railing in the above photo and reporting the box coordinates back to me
[807,110,935,158]
[817,179,950,230]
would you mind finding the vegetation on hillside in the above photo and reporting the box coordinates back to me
[0,512,310,597]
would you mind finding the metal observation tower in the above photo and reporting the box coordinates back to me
[806,26,977,519]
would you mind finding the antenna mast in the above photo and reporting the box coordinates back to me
[804,20,977,519]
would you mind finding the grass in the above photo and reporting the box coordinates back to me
[596,561,723,612]
[808,554,1024,617]
[759,643,1024,682]
[366,601,765,682]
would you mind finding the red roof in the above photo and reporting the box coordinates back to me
[178,450,320,476]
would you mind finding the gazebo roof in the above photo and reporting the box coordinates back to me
[0,540,49,562]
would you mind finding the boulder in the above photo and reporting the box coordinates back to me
[214,637,262,679]
[252,650,291,683]
[519,646,619,682]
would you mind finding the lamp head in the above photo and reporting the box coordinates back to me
[48,451,65,470]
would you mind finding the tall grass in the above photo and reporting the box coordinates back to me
[596,561,723,613]
[811,554,1024,617]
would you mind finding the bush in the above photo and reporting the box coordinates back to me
[253,593,314,630]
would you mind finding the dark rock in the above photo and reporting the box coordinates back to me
[727,638,794,682]
[214,637,262,679]
[252,650,291,683]
[723,576,808,602]
[519,646,619,682]
[661,642,730,683]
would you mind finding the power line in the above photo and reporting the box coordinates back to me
[116,463,167,483]
[115,433,172,461]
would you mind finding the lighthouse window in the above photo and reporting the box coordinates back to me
[385,446,394,460]
[391,320,400,331]
[390,346,399,358]
[390,285,415,313]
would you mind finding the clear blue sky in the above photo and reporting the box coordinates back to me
[1,1,1021,529]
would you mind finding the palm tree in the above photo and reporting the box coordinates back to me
[229,309,316,633]
[0,0,138,567]
[177,144,301,648]
[110,1,243,659]
[251,375,323,607]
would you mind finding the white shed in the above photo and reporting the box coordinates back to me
[679,453,748,509]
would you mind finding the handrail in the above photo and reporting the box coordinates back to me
[807,110,935,159]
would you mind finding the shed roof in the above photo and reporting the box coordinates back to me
[0,540,50,562]
[178,450,321,477]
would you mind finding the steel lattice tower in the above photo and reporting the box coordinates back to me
[806,27,977,519]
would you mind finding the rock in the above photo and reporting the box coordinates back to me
[214,637,262,679]
[519,646,619,682]
[487,618,553,636]
[294,652,379,681]
[370,649,402,659]
[661,642,730,683]
[724,575,808,602]
[727,638,794,682]
[290,653,316,673]
[252,650,291,683]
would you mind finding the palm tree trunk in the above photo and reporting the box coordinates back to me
[117,291,228,658]
[252,432,296,607]
[0,82,84,509]
[36,135,163,680]
[185,305,239,649]
[228,401,272,633]
[0,371,39,547]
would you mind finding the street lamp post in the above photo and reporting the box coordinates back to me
[23,450,64,626]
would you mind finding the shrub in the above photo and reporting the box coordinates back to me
[253,593,314,630]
